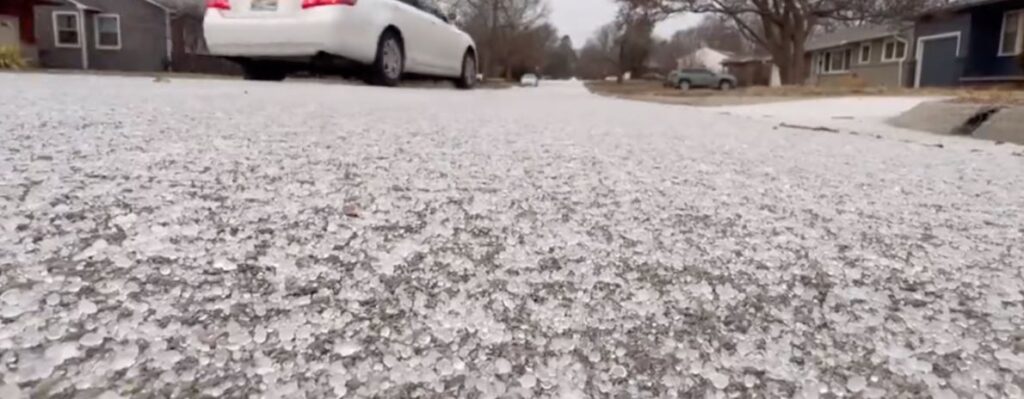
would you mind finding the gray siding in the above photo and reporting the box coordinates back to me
[35,0,169,72]
[34,6,83,69]
[808,32,915,87]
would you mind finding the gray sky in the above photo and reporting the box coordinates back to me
[548,0,702,47]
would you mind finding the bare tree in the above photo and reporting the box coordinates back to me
[577,23,620,79]
[614,0,662,81]
[827,0,955,25]
[457,0,552,79]
[687,16,751,54]
[542,35,577,79]
[572,0,664,82]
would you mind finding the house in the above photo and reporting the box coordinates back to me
[677,46,733,73]
[0,0,63,65]
[913,0,1024,87]
[722,55,774,87]
[806,24,915,87]
[33,0,174,71]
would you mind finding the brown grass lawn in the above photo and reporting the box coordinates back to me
[585,80,1024,107]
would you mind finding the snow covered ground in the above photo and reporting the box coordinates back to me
[1,73,1023,398]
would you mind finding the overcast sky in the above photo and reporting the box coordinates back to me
[548,0,702,47]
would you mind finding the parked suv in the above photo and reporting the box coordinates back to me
[204,0,478,88]
[665,69,737,91]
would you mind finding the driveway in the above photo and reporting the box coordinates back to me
[1,73,1023,398]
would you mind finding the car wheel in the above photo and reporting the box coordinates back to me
[242,61,287,82]
[719,80,734,91]
[679,80,691,91]
[455,51,476,89]
[370,31,403,87]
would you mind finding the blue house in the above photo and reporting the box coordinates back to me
[914,0,1024,87]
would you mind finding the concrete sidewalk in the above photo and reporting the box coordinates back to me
[891,101,1024,145]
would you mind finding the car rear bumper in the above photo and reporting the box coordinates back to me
[203,6,378,64]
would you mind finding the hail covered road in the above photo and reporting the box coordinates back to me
[1,73,1023,398]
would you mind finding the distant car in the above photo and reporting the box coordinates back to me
[666,69,737,91]
[203,0,478,88]
[520,73,539,87]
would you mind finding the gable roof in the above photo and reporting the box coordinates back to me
[681,46,738,60]
[63,0,101,12]
[143,0,172,12]
[805,24,911,52]
[723,54,773,64]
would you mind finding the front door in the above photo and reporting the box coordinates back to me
[918,35,959,87]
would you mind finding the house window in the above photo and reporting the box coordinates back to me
[94,14,121,50]
[53,11,80,48]
[818,49,852,74]
[1000,10,1023,56]
[882,39,907,62]
[860,43,872,64]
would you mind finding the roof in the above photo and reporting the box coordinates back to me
[723,54,772,64]
[64,0,101,12]
[805,24,911,52]
[64,0,172,13]
[677,47,737,60]
[142,0,173,12]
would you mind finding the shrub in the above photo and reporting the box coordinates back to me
[0,46,26,70]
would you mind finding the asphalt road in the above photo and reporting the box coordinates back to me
[1,73,1023,398]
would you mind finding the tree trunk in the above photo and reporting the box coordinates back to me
[788,45,806,84]
[616,29,627,84]
[762,28,810,84]
[487,0,498,78]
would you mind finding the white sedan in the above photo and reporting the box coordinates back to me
[203,0,478,88]
[519,73,539,87]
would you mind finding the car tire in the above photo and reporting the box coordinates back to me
[679,80,691,91]
[370,31,403,87]
[242,62,287,82]
[719,80,734,91]
[455,51,476,90]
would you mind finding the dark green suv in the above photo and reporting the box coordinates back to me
[665,69,738,91]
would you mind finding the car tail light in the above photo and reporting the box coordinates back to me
[302,0,357,8]
[207,0,230,10]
